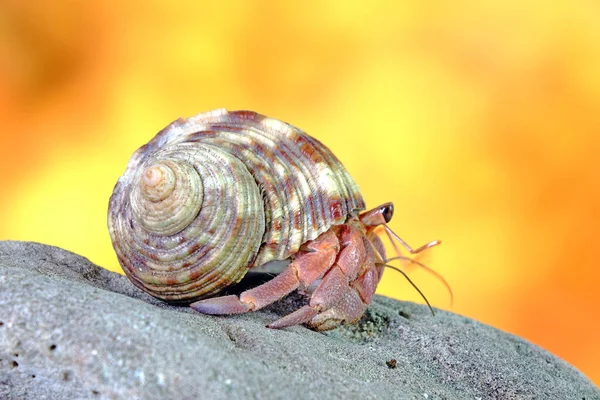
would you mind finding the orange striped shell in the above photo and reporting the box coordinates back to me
[108,109,365,302]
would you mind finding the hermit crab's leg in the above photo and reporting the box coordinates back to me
[267,306,318,329]
[349,236,383,305]
[268,226,368,330]
[268,265,350,329]
[307,284,367,331]
[190,230,339,316]
[268,265,368,330]
[190,266,299,314]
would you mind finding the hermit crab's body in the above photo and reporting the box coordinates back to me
[109,109,428,331]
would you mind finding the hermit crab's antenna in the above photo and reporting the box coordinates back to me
[385,255,454,307]
[382,223,441,254]
[377,263,435,316]
[379,224,453,307]
[366,236,436,315]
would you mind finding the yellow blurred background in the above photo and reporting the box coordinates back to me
[1,0,599,385]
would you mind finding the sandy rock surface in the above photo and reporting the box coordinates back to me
[0,241,598,399]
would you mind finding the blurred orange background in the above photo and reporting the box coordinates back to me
[1,0,599,385]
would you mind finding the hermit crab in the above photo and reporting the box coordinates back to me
[108,109,447,331]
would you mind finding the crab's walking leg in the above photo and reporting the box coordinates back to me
[268,264,368,330]
[268,225,372,331]
[190,230,339,316]
[267,265,347,329]
[190,266,299,314]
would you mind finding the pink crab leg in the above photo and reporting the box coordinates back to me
[267,305,319,329]
[350,235,385,304]
[269,225,376,330]
[190,266,300,314]
[268,265,349,329]
[335,224,365,280]
[294,230,340,285]
[350,264,379,305]
[189,294,253,314]
[190,230,340,316]
[309,287,366,331]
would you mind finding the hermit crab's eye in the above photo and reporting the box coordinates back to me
[381,203,394,223]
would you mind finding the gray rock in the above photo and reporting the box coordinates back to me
[0,241,597,400]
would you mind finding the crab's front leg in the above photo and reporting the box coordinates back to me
[190,230,340,316]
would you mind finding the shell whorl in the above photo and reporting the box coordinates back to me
[130,160,204,236]
[108,109,364,302]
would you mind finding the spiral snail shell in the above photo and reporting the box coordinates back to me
[108,109,364,303]
[109,109,442,330]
